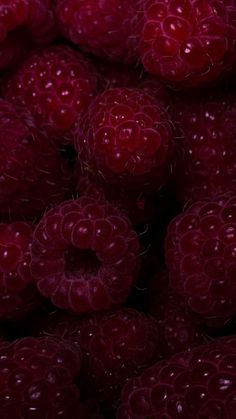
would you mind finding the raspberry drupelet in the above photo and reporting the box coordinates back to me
[0,99,74,220]
[75,87,173,192]
[118,336,236,418]
[0,337,83,418]
[30,197,140,314]
[4,45,98,143]
[137,0,236,88]
[165,194,236,328]
[32,308,161,406]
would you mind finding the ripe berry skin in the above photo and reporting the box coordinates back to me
[30,197,140,314]
[76,88,173,192]
[56,0,138,63]
[32,308,161,406]
[165,194,236,328]
[171,92,236,205]
[149,272,206,356]
[0,222,43,321]
[4,45,98,142]
[0,336,83,419]
[137,0,236,88]
[118,336,236,419]
[0,99,74,220]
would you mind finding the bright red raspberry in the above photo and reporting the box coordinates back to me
[171,91,236,205]
[149,271,206,356]
[30,197,140,314]
[0,336,83,418]
[165,194,236,328]
[75,88,173,192]
[4,45,98,142]
[118,336,236,418]
[137,0,236,88]
[0,222,43,320]
[0,99,74,220]
[32,308,161,406]
[56,0,138,63]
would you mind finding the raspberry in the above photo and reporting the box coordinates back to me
[118,336,236,418]
[165,194,236,328]
[4,45,98,142]
[76,88,173,192]
[0,99,74,220]
[0,336,83,418]
[32,308,161,406]
[149,271,206,356]
[171,91,236,205]
[56,0,138,63]
[30,197,140,314]
[137,0,236,88]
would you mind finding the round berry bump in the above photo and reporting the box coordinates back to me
[56,0,138,63]
[165,194,236,328]
[0,336,83,418]
[137,0,236,88]
[75,87,173,192]
[30,197,140,314]
[0,221,43,321]
[171,91,236,205]
[0,99,74,220]
[4,45,98,142]
[118,336,236,418]
[32,308,161,406]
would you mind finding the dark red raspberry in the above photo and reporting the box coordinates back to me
[30,197,140,314]
[76,88,173,192]
[171,91,236,205]
[137,0,236,88]
[165,194,236,328]
[78,176,159,225]
[56,0,138,63]
[95,60,142,92]
[0,99,74,220]
[4,45,98,143]
[0,336,83,418]
[32,308,161,406]
[0,221,43,321]
[118,336,236,418]
[149,271,206,356]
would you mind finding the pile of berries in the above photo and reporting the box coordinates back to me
[0,0,236,417]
